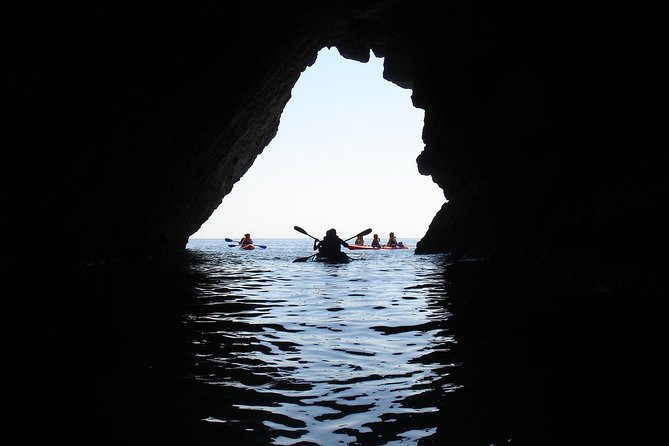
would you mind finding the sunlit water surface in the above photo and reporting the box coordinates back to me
[185,238,454,445]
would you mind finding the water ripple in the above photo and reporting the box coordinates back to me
[184,239,455,445]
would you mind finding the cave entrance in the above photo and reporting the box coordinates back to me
[191,48,444,240]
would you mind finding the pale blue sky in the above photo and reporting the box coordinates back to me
[191,48,445,241]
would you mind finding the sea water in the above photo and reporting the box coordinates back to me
[16,238,656,445]
[184,238,453,445]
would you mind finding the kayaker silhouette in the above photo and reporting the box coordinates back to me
[314,228,349,262]
[240,233,254,247]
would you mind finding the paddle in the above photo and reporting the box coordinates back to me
[292,227,319,262]
[293,226,318,241]
[343,228,372,243]
[293,253,317,263]
[293,226,371,242]
[292,226,321,262]
[224,238,267,249]
[292,227,371,262]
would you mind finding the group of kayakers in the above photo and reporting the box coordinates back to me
[315,229,403,262]
[354,232,399,248]
[237,228,403,263]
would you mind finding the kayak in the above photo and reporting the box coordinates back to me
[315,257,350,264]
[225,238,267,249]
[348,244,409,250]
[293,252,350,263]
[315,252,350,263]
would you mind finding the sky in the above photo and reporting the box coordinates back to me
[190,48,446,241]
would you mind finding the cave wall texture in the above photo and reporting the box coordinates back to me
[4,2,667,295]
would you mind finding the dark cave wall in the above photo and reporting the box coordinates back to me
[410,2,667,294]
[3,2,667,294]
[4,3,331,265]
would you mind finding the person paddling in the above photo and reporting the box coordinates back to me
[314,228,349,262]
[240,233,254,247]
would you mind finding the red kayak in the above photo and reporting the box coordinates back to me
[240,244,256,250]
[348,244,409,250]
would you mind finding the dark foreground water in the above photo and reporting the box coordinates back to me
[9,239,662,445]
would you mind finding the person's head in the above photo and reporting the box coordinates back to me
[245,233,250,238]
[326,228,336,237]
[389,232,394,237]
[374,234,378,238]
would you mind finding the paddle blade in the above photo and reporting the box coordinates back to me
[293,253,316,262]
[358,228,372,237]
[344,228,373,242]
[224,238,235,243]
[294,226,308,235]
[294,226,319,241]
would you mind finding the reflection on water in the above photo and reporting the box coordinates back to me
[185,239,456,445]
[9,239,658,445]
